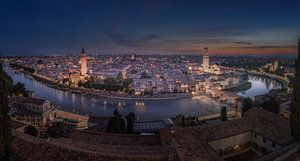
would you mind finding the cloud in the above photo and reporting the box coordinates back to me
[180,26,249,38]
[105,29,163,47]
[234,41,252,45]
[103,25,298,55]
[235,45,296,49]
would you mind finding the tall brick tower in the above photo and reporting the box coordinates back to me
[203,47,209,72]
[80,47,87,76]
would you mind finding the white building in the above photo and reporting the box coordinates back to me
[12,97,54,128]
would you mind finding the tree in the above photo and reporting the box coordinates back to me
[47,122,65,138]
[220,106,227,121]
[242,98,252,116]
[125,112,136,134]
[107,109,126,134]
[23,67,35,73]
[37,59,43,65]
[291,39,300,141]
[12,82,28,97]
[113,109,121,117]
[0,63,13,160]
[261,97,279,113]
[140,71,151,79]
[116,72,123,82]
[24,125,38,137]
[107,117,120,133]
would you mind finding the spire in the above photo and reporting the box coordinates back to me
[81,47,85,54]
[204,47,209,56]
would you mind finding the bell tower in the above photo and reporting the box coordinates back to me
[203,47,209,72]
[80,47,87,76]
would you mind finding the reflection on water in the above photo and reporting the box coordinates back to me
[238,75,282,98]
[5,66,281,120]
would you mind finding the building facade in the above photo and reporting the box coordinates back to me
[12,97,54,128]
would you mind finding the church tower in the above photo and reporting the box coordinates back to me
[203,47,209,72]
[80,47,87,76]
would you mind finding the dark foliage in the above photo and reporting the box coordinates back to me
[242,98,252,116]
[0,63,13,160]
[107,109,126,134]
[125,112,136,133]
[10,63,35,73]
[24,125,38,137]
[220,106,227,121]
[79,74,133,93]
[47,122,65,138]
[261,97,279,113]
[290,39,300,141]
[12,82,28,97]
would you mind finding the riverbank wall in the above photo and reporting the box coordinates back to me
[247,70,289,90]
[12,66,193,101]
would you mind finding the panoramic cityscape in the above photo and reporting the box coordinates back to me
[0,1,300,161]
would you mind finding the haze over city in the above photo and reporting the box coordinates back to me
[1,0,300,55]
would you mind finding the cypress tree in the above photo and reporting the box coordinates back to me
[0,63,13,160]
[291,39,300,141]
[125,112,136,134]
[220,106,227,121]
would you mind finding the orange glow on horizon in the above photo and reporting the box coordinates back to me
[172,46,297,55]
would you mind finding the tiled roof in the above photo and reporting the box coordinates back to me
[15,96,46,105]
[11,107,294,161]
[245,107,294,145]
[88,115,113,123]
[160,107,295,161]
[133,121,167,133]
[14,108,41,116]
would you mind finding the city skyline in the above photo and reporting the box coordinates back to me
[0,0,300,56]
[2,1,300,161]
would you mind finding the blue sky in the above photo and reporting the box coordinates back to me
[0,0,300,55]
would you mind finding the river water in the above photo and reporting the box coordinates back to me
[5,66,282,121]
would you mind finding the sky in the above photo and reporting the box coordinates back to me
[0,0,300,56]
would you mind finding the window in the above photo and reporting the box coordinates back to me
[254,134,257,138]
[272,142,276,148]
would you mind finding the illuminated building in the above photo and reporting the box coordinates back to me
[80,47,87,76]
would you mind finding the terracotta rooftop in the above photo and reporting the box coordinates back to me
[13,108,42,116]
[12,130,177,161]
[160,107,295,161]
[245,107,294,145]
[88,115,113,123]
[11,107,294,161]
[14,96,47,105]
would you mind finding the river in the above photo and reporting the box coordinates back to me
[237,75,282,98]
[5,66,282,121]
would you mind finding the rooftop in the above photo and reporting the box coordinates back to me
[14,96,47,105]
[160,107,295,161]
